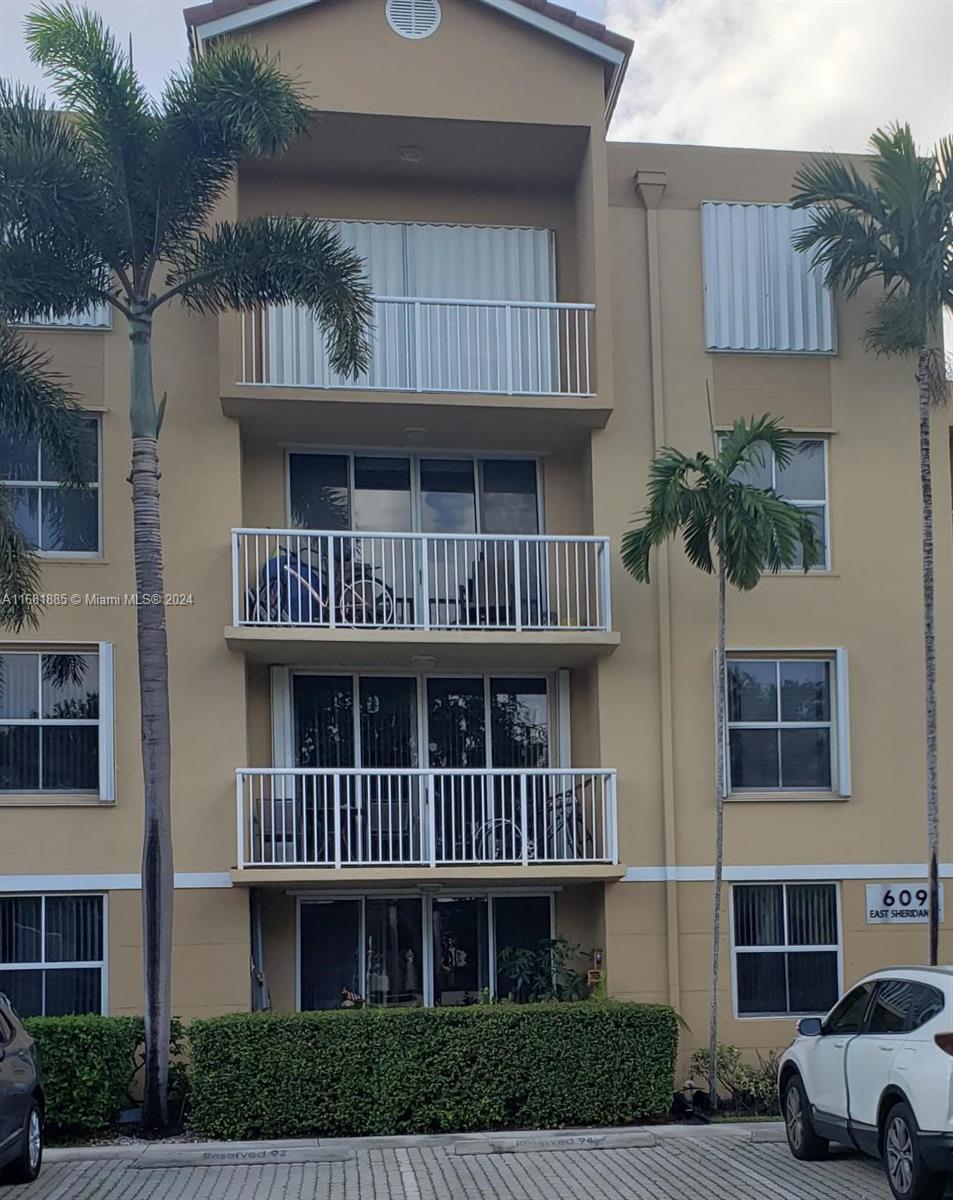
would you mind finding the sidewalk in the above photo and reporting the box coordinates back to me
[45,1121,787,1166]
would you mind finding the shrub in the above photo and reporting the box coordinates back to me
[24,1015,143,1132]
[188,1001,679,1140]
[688,1043,782,1116]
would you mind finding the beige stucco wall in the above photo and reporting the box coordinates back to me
[108,888,249,1020]
[233,0,608,129]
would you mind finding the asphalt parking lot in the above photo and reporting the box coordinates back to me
[1,1124,936,1200]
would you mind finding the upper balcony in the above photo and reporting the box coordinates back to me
[238,296,594,397]
[219,211,608,450]
[227,528,619,669]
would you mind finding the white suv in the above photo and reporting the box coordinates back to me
[779,967,953,1200]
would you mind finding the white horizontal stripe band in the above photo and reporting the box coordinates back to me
[623,864,953,883]
[0,872,232,892]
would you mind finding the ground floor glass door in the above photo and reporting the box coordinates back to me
[297,893,554,1010]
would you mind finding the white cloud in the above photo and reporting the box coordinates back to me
[606,0,953,154]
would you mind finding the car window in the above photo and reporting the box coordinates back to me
[824,982,874,1034]
[867,980,914,1034]
[908,982,945,1030]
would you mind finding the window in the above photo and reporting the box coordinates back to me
[865,980,945,1034]
[298,893,553,1010]
[288,453,540,536]
[824,982,874,1034]
[728,656,838,792]
[0,895,105,1017]
[730,439,828,569]
[0,416,100,553]
[867,980,915,1034]
[701,202,836,353]
[733,883,839,1017]
[909,982,945,1030]
[0,651,101,792]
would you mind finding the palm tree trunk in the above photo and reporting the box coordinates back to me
[708,545,727,1109]
[129,311,173,1129]
[916,351,939,966]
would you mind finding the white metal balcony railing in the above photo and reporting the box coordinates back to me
[16,302,112,329]
[238,297,595,397]
[232,529,612,633]
[237,768,618,869]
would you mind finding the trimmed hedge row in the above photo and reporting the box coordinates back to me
[187,1002,679,1140]
[24,1015,143,1132]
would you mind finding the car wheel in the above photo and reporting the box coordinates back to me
[883,1102,946,1200]
[783,1073,829,1161]
[0,1100,43,1185]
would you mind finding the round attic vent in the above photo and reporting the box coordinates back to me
[386,0,441,39]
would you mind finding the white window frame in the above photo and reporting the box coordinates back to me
[725,649,850,796]
[0,644,114,801]
[284,448,545,536]
[730,882,842,1020]
[295,889,555,1010]
[0,892,108,1016]
[0,415,102,558]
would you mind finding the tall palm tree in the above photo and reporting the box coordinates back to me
[791,125,952,965]
[1,2,371,1127]
[622,416,819,1108]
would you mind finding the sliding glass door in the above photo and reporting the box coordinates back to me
[287,453,541,629]
[298,892,553,1010]
[292,675,420,864]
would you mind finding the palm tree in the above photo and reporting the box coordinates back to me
[621,416,819,1109]
[1,3,371,1127]
[790,125,952,966]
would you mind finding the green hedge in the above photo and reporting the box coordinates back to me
[24,1015,143,1132]
[187,1002,678,1140]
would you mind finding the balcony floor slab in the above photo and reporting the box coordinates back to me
[229,864,625,888]
[225,625,620,669]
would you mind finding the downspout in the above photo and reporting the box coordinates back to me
[250,889,271,1012]
[634,171,681,1013]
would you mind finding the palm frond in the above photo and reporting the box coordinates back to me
[622,447,711,583]
[790,204,893,296]
[25,2,158,284]
[0,80,107,239]
[623,418,819,592]
[791,154,887,223]
[717,414,799,475]
[0,322,93,485]
[790,124,951,352]
[149,42,312,269]
[0,484,41,632]
[160,216,372,376]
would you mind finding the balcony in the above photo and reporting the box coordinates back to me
[234,767,618,883]
[239,297,594,397]
[220,297,605,450]
[227,528,620,668]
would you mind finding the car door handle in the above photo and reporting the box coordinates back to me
[879,1044,894,1051]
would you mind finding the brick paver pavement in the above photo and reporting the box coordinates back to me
[2,1133,935,1200]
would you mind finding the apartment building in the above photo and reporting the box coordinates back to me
[1,0,950,1055]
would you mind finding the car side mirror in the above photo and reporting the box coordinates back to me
[797,1017,823,1037]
